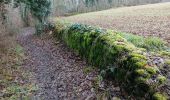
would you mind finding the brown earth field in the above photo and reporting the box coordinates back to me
[61,2,170,45]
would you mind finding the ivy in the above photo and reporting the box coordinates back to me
[0,0,52,34]
[26,0,51,23]
[27,0,51,34]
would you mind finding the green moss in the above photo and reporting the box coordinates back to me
[152,92,167,100]
[157,75,166,84]
[134,69,150,79]
[160,51,170,57]
[146,67,157,75]
[134,61,147,69]
[130,57,142,63]
[130,53,147,60]
[126,53,148,70]
[165,60,170,65]
[135,77,148,84]
[54,21,168,99]
[135,69,145,75]
[83,67,93,74]
[88,32,131,68]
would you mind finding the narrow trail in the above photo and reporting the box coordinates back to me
[17,27,125,100]
[17,27,98,100]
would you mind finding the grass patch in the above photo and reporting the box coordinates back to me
[117,32,168,51]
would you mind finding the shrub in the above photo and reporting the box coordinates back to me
[53,21,168,99]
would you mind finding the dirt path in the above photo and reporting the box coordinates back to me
[17,27,99,100]
[17,27,125,100]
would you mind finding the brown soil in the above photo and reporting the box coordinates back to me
[61,2,170,45]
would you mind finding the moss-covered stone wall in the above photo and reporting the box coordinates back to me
[53,21,168,99]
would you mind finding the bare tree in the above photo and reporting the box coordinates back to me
[52,0,169,16]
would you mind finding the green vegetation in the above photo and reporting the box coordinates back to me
[0,0,51,34]
[0,44,37,100]
[83,66,94,74]
[117,32,167,51]
[152,92,168,100]
[62,3,170,47]
[54,20,169,99]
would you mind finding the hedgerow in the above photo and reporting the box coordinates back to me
[53,21,169,99]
